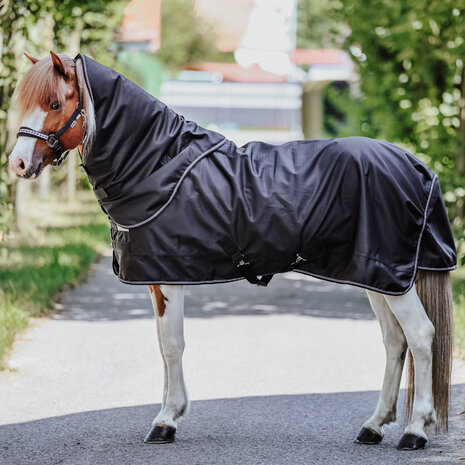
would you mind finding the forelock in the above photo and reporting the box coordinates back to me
[16,56,74,120]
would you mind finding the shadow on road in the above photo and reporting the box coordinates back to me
[53,257,374,322]
[1,386,463,465]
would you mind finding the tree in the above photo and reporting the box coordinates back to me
[156,0,220,71]
[297,0,347,50]
[329,0,465,220]
[0,0,128,233]
[297,0,465,261]
[0,1,47,235]
[52,0,128,64]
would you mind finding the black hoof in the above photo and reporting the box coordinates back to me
[397,433,427,450]
[144,424,176,444]
[354,427,383,444]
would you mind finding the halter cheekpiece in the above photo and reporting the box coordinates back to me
[16,65,84,168]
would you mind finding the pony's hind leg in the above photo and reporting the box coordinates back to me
[356,290,407,445]
[145,285,189,444]
[384,287,435,450]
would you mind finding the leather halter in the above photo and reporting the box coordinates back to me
[16,75,85,168]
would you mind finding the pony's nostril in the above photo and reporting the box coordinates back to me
[18,159,25,170]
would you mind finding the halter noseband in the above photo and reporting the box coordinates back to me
[16,87,85,168]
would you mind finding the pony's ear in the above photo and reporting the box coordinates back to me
[50,51,70,77]
[24,52,38,64]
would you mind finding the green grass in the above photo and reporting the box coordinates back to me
[0,298,29,368]
[452,267,465,359]
[0,190,110,369]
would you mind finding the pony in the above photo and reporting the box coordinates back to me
[8,51,456,451]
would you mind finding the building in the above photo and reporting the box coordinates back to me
[118,0,161,52]
[118,0,353,139]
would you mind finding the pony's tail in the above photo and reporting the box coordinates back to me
[406,270,453,432]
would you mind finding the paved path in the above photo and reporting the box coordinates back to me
[1,256,464,464]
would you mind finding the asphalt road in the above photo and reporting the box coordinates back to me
[1,256,464,465]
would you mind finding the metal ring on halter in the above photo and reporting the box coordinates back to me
[52,151,70,169]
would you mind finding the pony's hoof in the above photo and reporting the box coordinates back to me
[354,427,382,444]
[144,424,176,444]
[397,433,427,450]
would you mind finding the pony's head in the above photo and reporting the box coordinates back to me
[9,52,89,179]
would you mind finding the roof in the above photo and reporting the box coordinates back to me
[186,48,351,84]
[118,0,253,53]
[290,49,345,66]
[118,0,161,51]
[185,62,287,83]
[194,0,255,52]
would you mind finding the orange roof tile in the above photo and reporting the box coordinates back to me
[118,0,161,50]
[186,62,287,83]
[290,49,344,66]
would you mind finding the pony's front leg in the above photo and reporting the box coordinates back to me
[145,285,189,444]
[356,290,407,445]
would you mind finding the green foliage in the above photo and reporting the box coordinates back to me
[156,0,220,71]
[0,0,128,241]
[118,51,165,97]
[329,1,465,216]
[337,1,465,262]
[322,84,358,137]
[297,0,347,49]
[0,2,43,239]
[298,0,465,262]
[0,191,110,368]
[452,218,465,267]
[52,0,128,64]
[299,1,465,218]
[0,297,29,371]
[452,269,465,358]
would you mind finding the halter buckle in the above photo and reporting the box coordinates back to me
[46,134,59,149]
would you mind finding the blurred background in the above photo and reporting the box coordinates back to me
[0,0,464,366]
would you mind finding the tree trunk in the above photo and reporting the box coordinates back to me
[458,68,465,219]
[36,14,55,197]
[302,83,326,140]
[15,181,30,233]
[63,19,83,204]
[67,151,77,203]
[39,168,51,197]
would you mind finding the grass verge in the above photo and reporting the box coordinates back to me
[452,267,465,359]
[0,190,110,369]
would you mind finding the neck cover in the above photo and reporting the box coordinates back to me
[79,54,226,225]
[78,55,456,294]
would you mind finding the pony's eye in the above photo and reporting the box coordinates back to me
[50,102,61,110]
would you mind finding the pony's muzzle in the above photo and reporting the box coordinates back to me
[9,154,42,179]
[9,155,28,178]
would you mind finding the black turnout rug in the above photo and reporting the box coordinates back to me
[77,54,456,294]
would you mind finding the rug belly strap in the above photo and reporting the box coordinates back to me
[218,236,273,287]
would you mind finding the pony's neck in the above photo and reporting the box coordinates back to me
[75,57,95,160]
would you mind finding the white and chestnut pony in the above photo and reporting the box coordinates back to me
[9,52,453,451]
